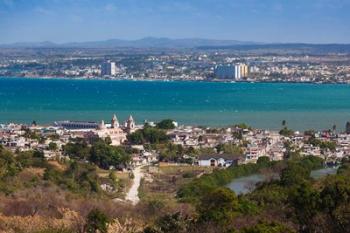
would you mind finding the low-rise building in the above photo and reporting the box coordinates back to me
[198,154,240,167]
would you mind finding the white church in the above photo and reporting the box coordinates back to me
[95,114,136,146]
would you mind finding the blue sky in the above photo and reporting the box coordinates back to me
[0,0,349,44]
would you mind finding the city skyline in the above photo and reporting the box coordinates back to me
[0,0,350,44]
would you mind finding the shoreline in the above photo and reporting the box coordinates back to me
[0,118,348,134]
[0,75,349,85]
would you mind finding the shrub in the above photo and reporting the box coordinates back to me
[85,208,110,233]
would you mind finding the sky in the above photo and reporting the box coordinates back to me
[0,0,349,44]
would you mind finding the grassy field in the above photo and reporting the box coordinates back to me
[139,165,213,205]
[97,168,133,199]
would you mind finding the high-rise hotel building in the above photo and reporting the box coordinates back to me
[101,61,117,76]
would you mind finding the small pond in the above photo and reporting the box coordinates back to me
[227,167,338,195]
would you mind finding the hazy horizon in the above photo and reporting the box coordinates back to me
[2,37,350,46]
[1,0,349,44]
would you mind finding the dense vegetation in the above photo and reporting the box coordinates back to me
[0,147,48,194]
[144,156,349,233]
[177,155,324,204]
[306,137,337,151]
[63,139,131,170]
[0,148,117,197]
[127,124,170,144]
[177,156,281,203]
[43,161,102,194]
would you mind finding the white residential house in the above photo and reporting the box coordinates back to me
[198,154,239,167]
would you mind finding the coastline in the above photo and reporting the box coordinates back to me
[0,75,349,85]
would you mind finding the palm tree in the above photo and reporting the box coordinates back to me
[282,120,286,127]
[332,124,336,132]
[346,122,350,134]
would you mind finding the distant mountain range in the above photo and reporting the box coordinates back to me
[0,37,258,48]
[1,37,349,53]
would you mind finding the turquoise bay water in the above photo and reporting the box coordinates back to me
[1,77,350,130]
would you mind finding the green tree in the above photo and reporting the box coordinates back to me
[332,124,337,132]
[346,122,350,134]
[279,127,294,137]
[257,156,270,166]
[33,150,45,158]
[143,212,188,233]
[300,155,324,171]
[289,183,321,229]
[143,127,169,144]
[282,120,286,127]
[320,176,350,212]
[198,187,239,224]
[128,127,169,145]
[63,142,90,160]
[48,142,58,151]
[0,149,21,178]
[109,171,118,189]
[156,119,176,129]
[89,141,130,169]
[104,136,112,145]
[158,143,180,162]
[307,137,336,152]
[320,173,350,232]
[127,130,145,144]
[280,163,310,187]
[85,208,110,233]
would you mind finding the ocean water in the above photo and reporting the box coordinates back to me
[1,77,350,130]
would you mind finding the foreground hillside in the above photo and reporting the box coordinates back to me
[0,144,349,233]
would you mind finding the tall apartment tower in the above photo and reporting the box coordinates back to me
[240,64,249,77]
[214,65,235,79]
[101,61,117,76]
[234,64,241,80]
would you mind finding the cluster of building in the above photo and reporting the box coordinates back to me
[1,48,350,83]
[0,115,137,158]
[1,117,350,168]
[168,124,350,167]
